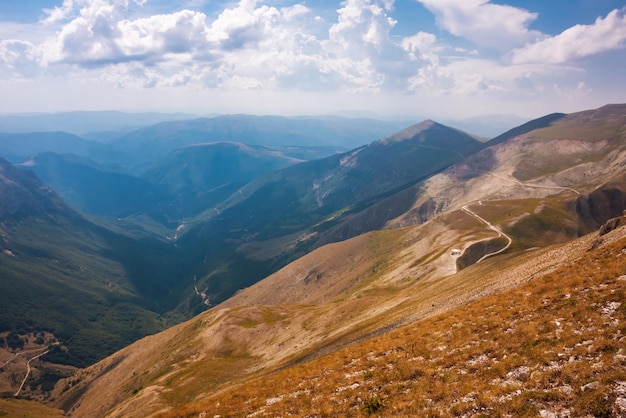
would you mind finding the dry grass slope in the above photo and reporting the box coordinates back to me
[163,225,626,417]
[0,398,65,417]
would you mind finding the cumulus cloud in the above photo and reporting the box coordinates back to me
[510,8,626,64]
[44,1,211,67]
[0,40,41,77]
[4,0,623,109]
[311,0,436,91]
[417,0,542,50]
[43,0,76,24]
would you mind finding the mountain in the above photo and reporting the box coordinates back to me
[2,104,626,415]
[44,104,626,417]
[213,120,483,236]
[21,152,167,218]
[141,142,309,217]
[162,221,626,418]
[0,111,197,136]
[49,196,626,418]
[109,115,413,165]
[20,143,340,222]
[173,120,484,305]
[0,131,125,165]
[444,113,529,138]
[389,104,626,229]
[0,158,196,393]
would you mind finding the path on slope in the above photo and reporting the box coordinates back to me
[461,204,513,263]
[486,172,581,195]
[455,169,580,265]
[14,349,48,397]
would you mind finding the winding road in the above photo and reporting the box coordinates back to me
[454,169,581,265]
[486,172,581,195]
[14,349,48,397]
[461,205,513,264]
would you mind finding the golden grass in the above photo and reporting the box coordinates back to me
[160,233,626,417]
[0,398,66,418]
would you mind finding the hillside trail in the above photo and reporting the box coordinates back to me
[461,204,513,263]
[453,167,581,266]
[486,172,581,195]
[13,349,48,397]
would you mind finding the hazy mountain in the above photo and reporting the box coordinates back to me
[109,114,413,165]
[0,131,126,166]
[0,111,197,136]
[0,157,70,220]
[444,113,529,138]
[141,142,307,217]
[173,120,484,305]
[212,120,483,240]
[0,158,192,371]
[21,152,167,218]
[20,142,343,221]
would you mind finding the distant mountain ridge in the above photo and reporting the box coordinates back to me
[22,153,165,217]
[0,111,197,135]
[141,142,306,217]
[109,114,414,164]
[171,120,484,306]
[0,131,124,165]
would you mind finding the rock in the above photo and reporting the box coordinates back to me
[581,381,600,391]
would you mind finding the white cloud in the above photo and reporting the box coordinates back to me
[401,32,436,60]
[0,40,41,77]
[43,0,76,24]
[0,0,624,118]
[417,0,542,50]
[43,1,212,67]
[510,8,626,64]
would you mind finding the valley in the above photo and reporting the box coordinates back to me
[0,104,625,416]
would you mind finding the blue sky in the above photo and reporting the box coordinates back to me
[0,0,625,119]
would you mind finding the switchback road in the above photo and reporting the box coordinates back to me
[461,205,513,263]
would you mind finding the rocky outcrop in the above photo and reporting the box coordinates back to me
[575,173,626,234]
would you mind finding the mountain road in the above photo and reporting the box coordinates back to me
[461,205,513,263]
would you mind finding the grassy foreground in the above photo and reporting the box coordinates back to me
[162,229,626,417]
[0,398,65,418]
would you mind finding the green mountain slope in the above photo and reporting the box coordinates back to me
[0,158,188,370]
[22,152,167,218]
[174,121,483,305]
[141,142,305,217]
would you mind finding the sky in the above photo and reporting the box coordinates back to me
[0,0,625,119]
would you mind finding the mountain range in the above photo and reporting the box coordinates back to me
[0,104,625,416]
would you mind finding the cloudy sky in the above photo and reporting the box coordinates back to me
[0,0,625,119]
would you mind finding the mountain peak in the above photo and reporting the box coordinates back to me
[376,120,482,158]
[381,119,438,143]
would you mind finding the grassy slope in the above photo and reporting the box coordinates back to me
[0,216,167,367]
[53,196,614,417]
[0,398,65,418]
[163,223,626,418]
